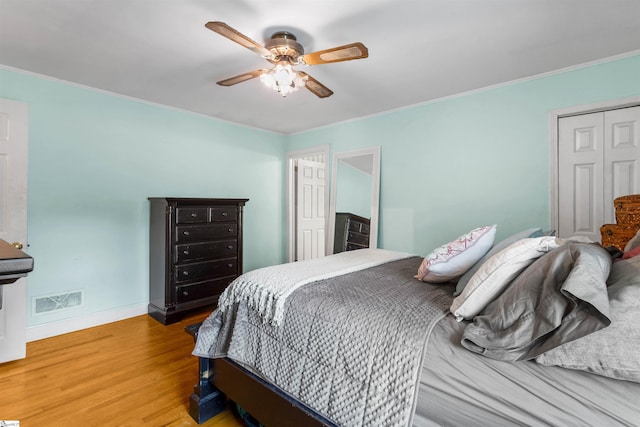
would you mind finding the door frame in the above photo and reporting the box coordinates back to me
[285,145,329,262]
[548,95,640,234]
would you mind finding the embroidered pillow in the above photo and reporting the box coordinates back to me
[450,236,560,321]
[453,227,544,296]
[415,225,496,283]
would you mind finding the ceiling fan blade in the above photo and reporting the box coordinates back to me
[299,72,333,98]
[301,42,368,65]
[205,21,273,58]
[217,69,268,86]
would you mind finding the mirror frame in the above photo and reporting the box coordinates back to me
[327,146,381,254]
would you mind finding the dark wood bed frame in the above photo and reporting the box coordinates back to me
[186,323,337,427]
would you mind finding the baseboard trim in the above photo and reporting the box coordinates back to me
[26,303,148,342]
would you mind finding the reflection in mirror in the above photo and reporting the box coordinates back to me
[328,147,380,255]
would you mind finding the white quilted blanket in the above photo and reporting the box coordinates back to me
[217,248,412,325]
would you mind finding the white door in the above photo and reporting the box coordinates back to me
[603,106,640,223]
[558,112,604,241]
[0,98,29,362]
[295,159,326,261]
[558,106,640,241]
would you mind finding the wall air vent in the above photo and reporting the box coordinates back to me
[34,291,83,314]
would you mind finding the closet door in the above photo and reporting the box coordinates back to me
[558,106,640,241]
[603,105,640,223]
[558,112,604,241]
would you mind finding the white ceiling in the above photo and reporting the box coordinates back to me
[1,0,639,134]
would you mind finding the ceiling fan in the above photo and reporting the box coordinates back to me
[205,21,369,98]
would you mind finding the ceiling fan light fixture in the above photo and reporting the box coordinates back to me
[206,22,367,99]
[260,61,308,97]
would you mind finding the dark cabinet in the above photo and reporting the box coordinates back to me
[333,212,371,253]
[148,197,248,324]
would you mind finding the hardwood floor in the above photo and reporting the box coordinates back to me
[0,310,245,427]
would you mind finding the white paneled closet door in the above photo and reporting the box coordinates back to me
[558,112,604,241]
[603,106,640,223]
[558,106,640,241]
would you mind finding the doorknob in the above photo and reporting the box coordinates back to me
[12,242,23,250]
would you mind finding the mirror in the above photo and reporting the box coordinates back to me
[327,147,381,254]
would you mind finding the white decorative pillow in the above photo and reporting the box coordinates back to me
[415,225,496,283]
[450,236,559,321]
[454,227,544,296]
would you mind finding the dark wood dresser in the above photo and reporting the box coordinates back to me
[148,197,248,324]
[333,212,371,253]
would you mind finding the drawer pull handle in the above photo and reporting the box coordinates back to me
[228,228,233,233]
[222,212,228,216]
[183,231,190,236]
[183,291,189,296]
[183,250,189,255]
[228,263,233,268]
[183,271,189,276]
[227,245,233,249]
[191,213,197,217]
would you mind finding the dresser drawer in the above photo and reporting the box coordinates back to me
[175,239,237,263]
[176,276,235,304]
[348,220,361,233]
[348,220,370,234]
[210,207,237,221]
[175,258,237,283]
[346,242,368,251]
[176,207,209,224]
[347,231,369,246]
[176,223,238,242]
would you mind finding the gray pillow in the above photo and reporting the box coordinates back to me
[453,227,542,296]
[461,243,612,361]
[536,255,640,383]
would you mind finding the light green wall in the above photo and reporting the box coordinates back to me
[2,53,639,329]
[289,54,640,256]
[0,68,286,327]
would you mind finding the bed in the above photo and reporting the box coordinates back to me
[189,225,640,426]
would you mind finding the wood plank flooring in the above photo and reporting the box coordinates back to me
[0,310,245,427]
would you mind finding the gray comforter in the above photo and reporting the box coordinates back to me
[194,256,451,427]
